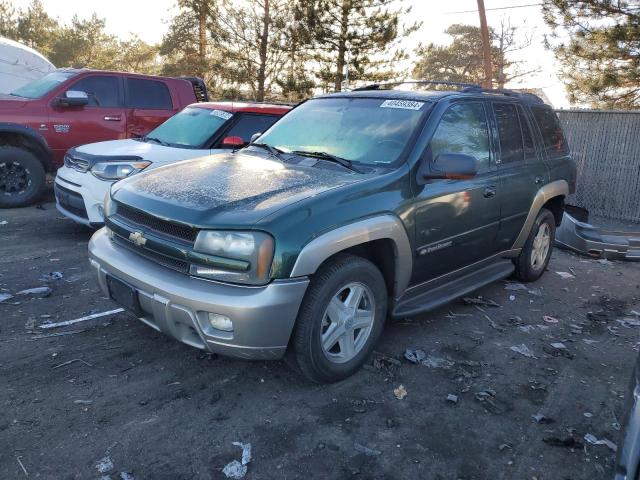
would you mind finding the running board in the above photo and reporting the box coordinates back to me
[391,259,515,318]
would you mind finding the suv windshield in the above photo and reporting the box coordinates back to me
[257,97,429,165]
[11,71,78,99]
[144,107,233,148]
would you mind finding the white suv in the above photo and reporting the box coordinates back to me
[54,102,290,226]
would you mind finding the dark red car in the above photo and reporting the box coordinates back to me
[0,68,207,207]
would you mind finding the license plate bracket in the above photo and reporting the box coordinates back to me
[107,275,141,316]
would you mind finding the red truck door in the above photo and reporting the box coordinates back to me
[46,74,127,164]
[124,77,177,138]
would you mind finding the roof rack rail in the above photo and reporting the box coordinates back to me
[460,86,546,104]
[352,80,481,92]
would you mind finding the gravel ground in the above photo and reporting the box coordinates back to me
[1,193,639,480]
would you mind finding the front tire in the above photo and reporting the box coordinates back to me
[514,208,556,282]
[291,253,388,383]
[0,146,46,208]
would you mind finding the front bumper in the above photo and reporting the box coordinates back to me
[88,228,309,359]
[55,166,113,227]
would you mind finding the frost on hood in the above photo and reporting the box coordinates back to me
[122,153,362,212]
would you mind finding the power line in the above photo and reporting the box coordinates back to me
[445,3,542,15]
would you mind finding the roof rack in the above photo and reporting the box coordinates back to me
[352,80,481,91]
[460,86,546,104]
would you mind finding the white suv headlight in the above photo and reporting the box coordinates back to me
[91,161,151,180]
[190,231,275,285]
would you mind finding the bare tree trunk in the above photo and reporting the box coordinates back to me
[257,0,270,102]
[334,0,349,92]
[198,0,207,78]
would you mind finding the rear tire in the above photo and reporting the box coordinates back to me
[0,146,46,208]
[291,253,387,383]
[514,208,556,282]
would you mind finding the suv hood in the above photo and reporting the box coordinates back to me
[76,139,208,165]
[112,151,368,227]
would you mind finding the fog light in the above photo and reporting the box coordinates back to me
[208,313,233,332]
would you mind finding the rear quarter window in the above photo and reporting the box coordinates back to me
[531,107,569,158]
[126,78,173,110]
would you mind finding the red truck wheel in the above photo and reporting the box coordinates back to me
[0,146,46,208]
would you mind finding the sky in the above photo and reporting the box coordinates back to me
[9,0,570,107]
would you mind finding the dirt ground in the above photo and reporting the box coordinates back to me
[1,192,639,480]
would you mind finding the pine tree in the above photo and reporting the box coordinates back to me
[311,0,419,91]
[543,0,640,108]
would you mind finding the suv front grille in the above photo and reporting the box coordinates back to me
[64,155,90,172]
[114,204,198,245]
[112,235,189,274]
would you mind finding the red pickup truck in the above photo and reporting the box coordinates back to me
[0,68,208,207]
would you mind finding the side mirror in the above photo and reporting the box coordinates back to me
[249,132,262,144]
[424,152,478,180]
[57,90,89,107]
[221,135,245,148]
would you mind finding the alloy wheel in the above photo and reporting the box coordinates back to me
[320,282,376,364]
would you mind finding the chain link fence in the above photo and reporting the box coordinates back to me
[556,109,640,223]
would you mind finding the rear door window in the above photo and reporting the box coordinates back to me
[494,103,524,164]
[517,105,536,160]
[68,75,121,108]
[531,106,569,157]
[126,78,173,110]
[218,114,281,146]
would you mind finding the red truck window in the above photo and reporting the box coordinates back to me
[68,75,121,107]
[126,78,172,110]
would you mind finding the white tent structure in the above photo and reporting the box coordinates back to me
[0,37,55,94]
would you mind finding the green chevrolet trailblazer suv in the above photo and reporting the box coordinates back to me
[89,84,576,382]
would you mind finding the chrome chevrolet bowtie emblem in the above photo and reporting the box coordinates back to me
[129,231,147,247]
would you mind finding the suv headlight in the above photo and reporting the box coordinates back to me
[190,231,275,285]
[91,161,151,180]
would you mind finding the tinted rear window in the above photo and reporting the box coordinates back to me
[531,107,569,157]
[220,114,281,146]
[126,78,172,109]
[494,103,524,164]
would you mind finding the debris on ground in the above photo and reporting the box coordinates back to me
[0,292,14,303]
[617,318,640,328]
[15,456,28,477]
[96,455,114,474]
[463,296,501,307]
[509,295,516,301]
[556,271,575,280]
[498,443,512,452]
[504,282,528,291]
[584,433,617,452]
[543,436,583,448]
[510,344,536,358]
[532,412,554,424]
[38,308,125,329]
[16,286,52,297]
[0,220,7,225]
[40,271,63,281]
[543,315,559,324]
[518,324,549,334]
[403,349,454,368]
[446,394,459,404]
[393,384,408,400]
[474,389,506,414]
[222,442,252,479]
[354,442,382,456]
[52,358,93,369]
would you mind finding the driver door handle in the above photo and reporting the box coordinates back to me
[484,186,497,198]
[103,116,121,121]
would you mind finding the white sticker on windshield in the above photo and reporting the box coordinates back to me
[210,109,233,120]
[380,99,425,110]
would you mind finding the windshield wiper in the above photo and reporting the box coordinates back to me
[144,136,169,146]
[291,150,363,173]
[250,143,285,161]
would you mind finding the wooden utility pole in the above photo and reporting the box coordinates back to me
[477,0,493,89]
